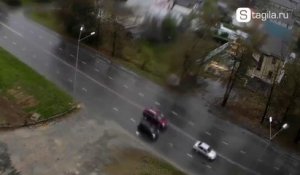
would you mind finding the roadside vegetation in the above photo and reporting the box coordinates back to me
[105,148,185,175]
[0,47,74,126]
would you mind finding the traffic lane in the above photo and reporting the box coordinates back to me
[55,62,255,175]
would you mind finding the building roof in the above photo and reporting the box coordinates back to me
[260,21,291,59]
[270,0,299,10]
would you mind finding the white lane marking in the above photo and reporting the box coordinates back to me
[136,131,140,136]
[0,22,23,37]
[68,79,73,83]
[113,107,119,112]
[70,54,75,58]
[187,153,193,158]
[59,47,63,51]
[82,87,87,92]
[171,111,178,116]
[205,131,212,136]
[12,41,16,45]
[274,166,280,171]
[19,39,258,175]
[38,35,43,39]
[81,61,87,65]
[168,142,174,147]
[257,159,263,162]
[155,101,161,106]
[138,92,144,97]
[222,141,229,145]
[206,165,212,169]
[123,84,129,89]
[108,76,113,80]
[3,35,7,39]
[240,150,246,154]
[94,68,100,72]
[188,121,195,126]
[130,118,136,123]
[56,70,60,74]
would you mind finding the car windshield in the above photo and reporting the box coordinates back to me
[207,147,212,152]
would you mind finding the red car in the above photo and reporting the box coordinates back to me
[143,108,168,129]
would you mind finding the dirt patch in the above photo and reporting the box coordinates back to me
[0,96,28,127]
[7,87,39,109]
[104,148,185,175]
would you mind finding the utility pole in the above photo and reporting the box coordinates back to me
[222,40,243,107]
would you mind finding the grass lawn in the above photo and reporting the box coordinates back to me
[105,148,185,175]
[0,47,74,120]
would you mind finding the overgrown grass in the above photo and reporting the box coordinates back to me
[0,47,74,119]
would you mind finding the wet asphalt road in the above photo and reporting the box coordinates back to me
[0,7,299,175]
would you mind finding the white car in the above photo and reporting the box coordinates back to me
[193,141,217,161]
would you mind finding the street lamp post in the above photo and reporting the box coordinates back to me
[73,25,95,96]
[268,116,289,140]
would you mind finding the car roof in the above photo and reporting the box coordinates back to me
[199,142,210,150]
[140,119,157,129]
[145,108,159,115]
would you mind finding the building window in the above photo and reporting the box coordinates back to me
[272,57,276,64]
[268,71,273,79]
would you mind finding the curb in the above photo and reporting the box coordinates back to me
[0,104,81,131]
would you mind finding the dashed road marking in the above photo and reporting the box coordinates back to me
[12,41,16,45]
[188,121,195,126]
[59,47,63,51]
[155,101,161,106]
[81,61,87,65]
[205,131,212,136]
[94,68,100,72]
[130,118,136,123]
[38,35,43,39]
[108,76,113,80]
[240,150,246,154]
[222,141,229,145]
[138,92,144,97]
[30,30,34,34]
[56,70,60,74]
[49,41,53,45]
[68,79,73,83]
[187,153,193,158]
[168,142,174,147]
[32,54,37,58]
[82,87,87,92]
[171,111,178,116]
[257,159,263,162]
[136,131,140,136]
[123,85,129,89]
[206,165,212,169]
[274,166,280,171]
[21,47,26,51]
[113,107,119,112]
[3,35,7,39]
[70,54,75,58]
